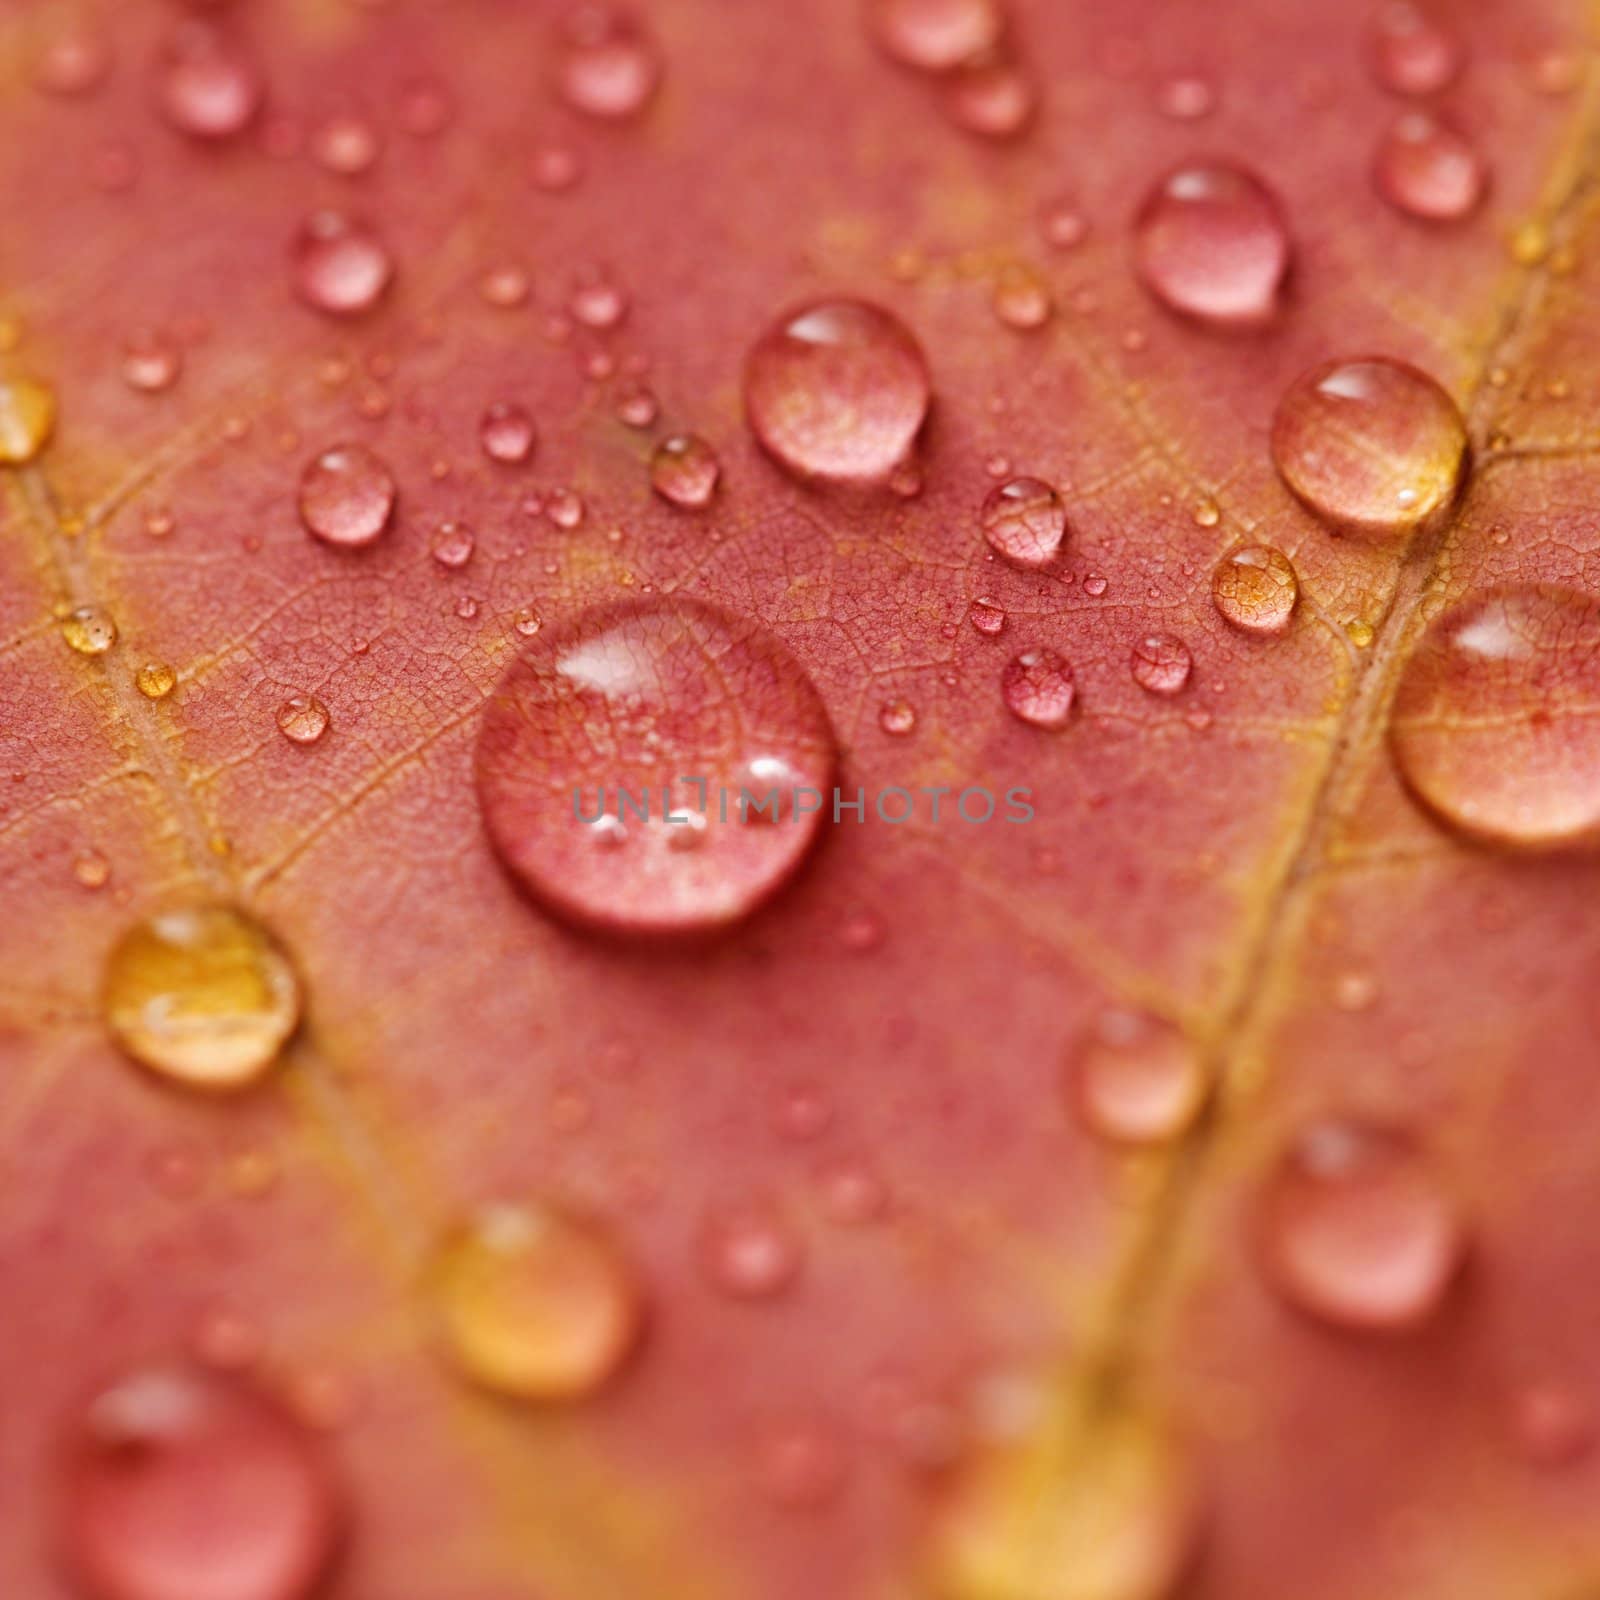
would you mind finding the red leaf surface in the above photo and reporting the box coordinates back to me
[3,0,1599,1596]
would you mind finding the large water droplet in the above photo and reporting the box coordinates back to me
[1130,633,1192,696]
[744,299,930,484]
[1000,649,1075,729]
[1072,1009,1206,1145]
[650,433,721,509]
[61,1366,341,1600]
[1133,164,1291,329]
[1259,1120,1463,1332]
[1373,113,1487,222]
[868,0,1002,71]
[475,599,837,937]
[289,213,393,317]
[557,5,660,119]
[432,1202,642,1401]
[1210,544,1297,635]
[1368,2,1463,96]
[103,906,301,1090]
[1389,585,1600,849]
[1271,356,1466,536]
[297,444,396,548]
[155,24,263,140]
[980,477,1067,568]
[0,376,57,463]
[61,604,118,656]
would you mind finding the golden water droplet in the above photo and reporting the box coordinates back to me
[1509,220,1549,266]
[0,376,57,463]
[103,906,301,1090]
[136,661,177,699]
[73,849,111,890]
[431,1202,642,1401]
[1346,618,1375,649]
[61,605,118,655]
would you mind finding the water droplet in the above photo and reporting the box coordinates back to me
[698,1202,802,1299]
[992,263,1054,330]
[1271,357,1466,536]
[744,299,930,484]
[1134,164,1290,329]
[1389,585,1600,849]
[310,112,381,176]
[480,401,537,464]
[531,143,583,190]
[1258,1119,1463,1331]
[122,330,182,394]
[0,376,57,463]
[1130,633,1192,695]
[1072,1009,1206,1145]
[31,21,111,96]
[944,57,1037,139]
[868,0,1002,71]
[297,444,396,548]
[103,906,301,1089]
[1211,545,1297,635]
[615,383,660,428]
[74,848,111,889]
[289,212,393,317]
[431,1202,641,1400]
[969,596,1006,635]
[879,697,918,736]
[1368,2,1463,96]
[1039,199,1088,250]
[1000,649,1075,729]
[155,24,263,140]
[61,1367,341,1600]
[650,433,721,508]
[430,521,476,568]
[1156,74,1216,120]
[1374,113,1487,222]
[557,5,661,119]
[397,76,454,136]
[475,599,837,937]
[479,263,531,308]
[980,477,1067,569]
[545,486,585,529]
[936,1413,1202,1600]
[1507,1381,1596,1467]
[137,661,178,700]
[61,604,118,656]
[569,275,628,330]
[512,604,543,638]
[275,695,330,746]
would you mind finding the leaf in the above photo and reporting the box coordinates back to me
[2,0,1598,1596]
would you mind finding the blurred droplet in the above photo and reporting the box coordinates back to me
[1374,113,1487,222]
[1072,1008,1206,1144]
[879,698,918,736]
[290,212,393,317]
[557,5,661,119]
[155,23,263,140]
[943,57,1037,139]
[0,376,57,463]
[698,1203,803,1299]
[480,401,537,464]
[1368,2,1463,96]
[868,0,1002,71]
[122,330,183,393]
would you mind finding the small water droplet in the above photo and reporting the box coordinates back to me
[1507,1381,1596,1468]
[698,1202,803,1299]
[1039,198,1088,250]
[744,299,930,484]
[1271,356,1467,536]
[1374,112,1487,222]
[74,848,112,889]
[557,5,661,119]
[1072,1008,1206,1145]
[104,906,300,1089]
[1000,649,1075,729]
[879,697,918,736]
[569,274,628,330]
[290,212,393,317]
[475,599,837,936]
[1156,74,1216,120]
[1368,2,1463,96]
[61,604,118,656]
[1211,545,1297,635]
[311,112,381,176]
[980,477,1067,569]
[275,695,330,746]
[31,20,111,96]
[546,487,585,529]
[297,444,396,548]
[430,521,476,568]
[1134,164,1291,328]
[479,263,531,308]
[531,143,583,190]
[479,401,537,465]
[155,23,263,140]
[1390,585,1600,849]
[868,0,1002,71]
[512,604,543,638]
[968,596,1006,635]
[121,330,182,394]
[62,1367,341,1600]
[1258,1119,1464,1331]
[0,376,57,463]
[943,57,1037,139]
[137,661,178,700]
[1130,633,1193,695]
[992,263,1053,330]
[615,383,660,427]
[431,1202,641,1400]
[397,76,454,136]
[650,433,721,508]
